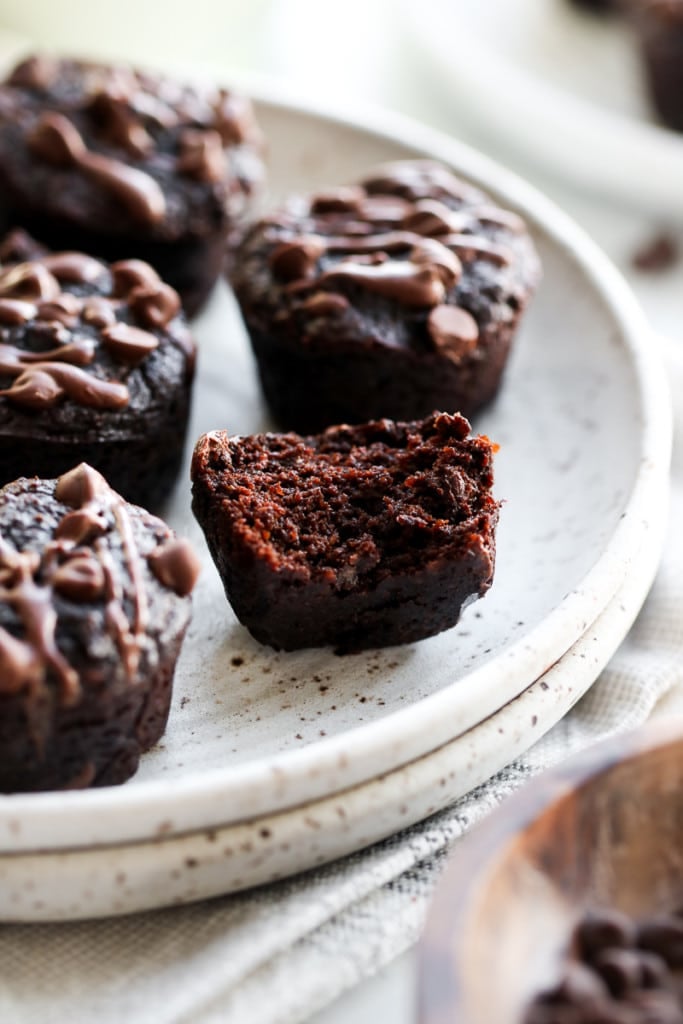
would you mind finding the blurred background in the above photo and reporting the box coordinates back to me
[0,0,678,342]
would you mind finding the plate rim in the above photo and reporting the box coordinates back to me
[0,81,672,849]
[0,495,664,920]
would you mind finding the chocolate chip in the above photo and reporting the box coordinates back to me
[41,252,108,286]
[0,298,37,325]
[299,292,349,315]
[7,55,57,91]
[638,916,683,968]
[81,297,117,329]
[0,368,63,408]
[577,910,638,960]
[177,128,226,183]
[212,89,256,145]
[310,187,364,214]
[28,112,84,166]
[0,228,48,264]
[0,628,42,694]
[129,282,181,329]
[55,463,108,507]
[551,961,610,1005]
[0,262,60,301]
[36,294,81,327]
[55,508,108,545]
[428,304,479,361]
[53,553,105,601]
[525,906,683,1024]
[403,197,464,236]
[269,237,325,282]
[148,538,200,596]
[593,948,647,998]
[412,238,462,287]
[101,322,159,364]
[110,259,160,297]
[639,951,670,989]
[88,89,153,159]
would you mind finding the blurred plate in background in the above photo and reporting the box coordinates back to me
[405,0,683,215]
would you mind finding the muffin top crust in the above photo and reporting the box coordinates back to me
[0,55,265,241]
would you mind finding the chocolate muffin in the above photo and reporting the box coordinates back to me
[0,463,200,792]
[0,55,265,315]
[232,159,540,433]
[191,412,499,652]
[0,242,196,510]
[627,1,683,132]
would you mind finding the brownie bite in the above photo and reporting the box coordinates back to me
[191,412,499,652]
[233,159,540,433]
[0,55,265,315]
[0,463,200,791]
[0,241,196,510]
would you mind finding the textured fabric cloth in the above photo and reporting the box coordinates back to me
[1,361,681,1023]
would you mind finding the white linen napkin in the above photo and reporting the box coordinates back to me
[0,338,680,1024]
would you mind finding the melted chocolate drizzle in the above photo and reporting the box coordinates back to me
[0,250,191,410]
[28,112,166,225]
[6,56,263,216]
[266,161,522,327]
[0,535,79,702]
[0,464,198,703]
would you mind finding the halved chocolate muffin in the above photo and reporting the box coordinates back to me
[0,55,265,315]
[0,242,196,510]
[191,412,499,652]
[0,463,200,792]
[233,159,540,433]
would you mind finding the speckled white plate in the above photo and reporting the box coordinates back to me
[0,87,671,856]
[405,0,683,215]
[0,483,664,921]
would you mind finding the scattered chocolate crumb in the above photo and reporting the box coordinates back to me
[632,232,679,273]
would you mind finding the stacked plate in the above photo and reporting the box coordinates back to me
[0,91,671,921]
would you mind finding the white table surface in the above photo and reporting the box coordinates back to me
[0,3,680,1021]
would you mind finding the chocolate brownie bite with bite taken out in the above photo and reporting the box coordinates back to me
[0,242,196,510]
[0,54,265,315]
[191,411,499,653]
[233,159,540,433]
[0,463,200,792]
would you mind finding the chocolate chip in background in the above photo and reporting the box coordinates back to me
[577,909,638,961]
[637,916,683,969]
[593,948,651,999]
[427,304,479,361]
[632,232,679,273]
